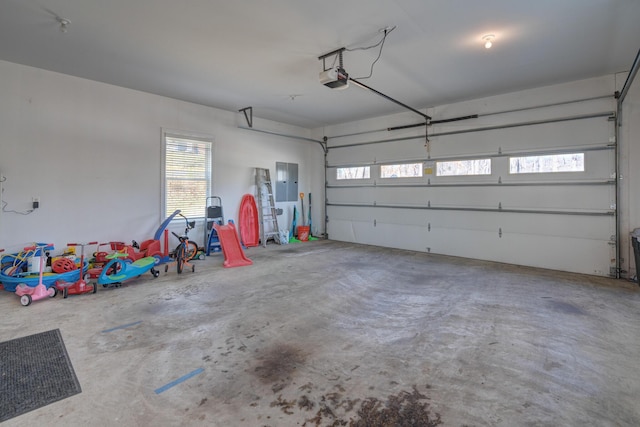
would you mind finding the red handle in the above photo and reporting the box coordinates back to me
[67,241,99,246]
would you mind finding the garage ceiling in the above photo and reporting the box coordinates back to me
[1,0,639,128]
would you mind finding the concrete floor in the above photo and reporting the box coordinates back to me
[1,240,640,426]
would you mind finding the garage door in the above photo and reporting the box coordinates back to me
[326,95,617,277]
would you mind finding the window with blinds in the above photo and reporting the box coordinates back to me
[164,134,212,218]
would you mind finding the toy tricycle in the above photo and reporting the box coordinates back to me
[15,244,58,306]
[55,241,98,298]
[119,210,182,264]
[97,252,159,287]
[92,242,123,266]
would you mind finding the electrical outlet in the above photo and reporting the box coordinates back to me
[32,197,39,209]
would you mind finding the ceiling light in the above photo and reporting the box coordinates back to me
[482,34,494,49]
[57,17,70,33]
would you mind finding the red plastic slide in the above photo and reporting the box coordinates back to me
[214,222,253,268]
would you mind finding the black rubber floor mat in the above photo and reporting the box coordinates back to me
[0,329,81,422]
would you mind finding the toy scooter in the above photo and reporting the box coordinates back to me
[55,241,98,298]
[15,244,58,306]
[98,252,160,287]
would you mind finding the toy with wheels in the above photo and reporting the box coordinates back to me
[121,210,182,265]
[120,240,160,262]
[15,244,57,306]
[92,242,121,266]
[55,242,98,298]
[165,213,197,274]
[1,251,87,292]
[87,242,120,280]
[97,252,159,287]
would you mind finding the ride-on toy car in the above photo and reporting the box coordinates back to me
[122,210,182,264]
[97,252,160,287]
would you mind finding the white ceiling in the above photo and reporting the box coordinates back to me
[1,0,639,128]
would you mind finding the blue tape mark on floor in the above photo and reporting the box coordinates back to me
[101,320,143,333]
[155,368,204,394]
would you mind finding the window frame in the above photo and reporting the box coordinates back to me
[436,159,492,177]
[508,152,585,174]
[379,163,424,179]
[161,130,214,220]
[336,166,371,180]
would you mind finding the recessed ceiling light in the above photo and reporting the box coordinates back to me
[482,34,495,49]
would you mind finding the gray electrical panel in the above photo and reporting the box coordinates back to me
[275,162,298,202]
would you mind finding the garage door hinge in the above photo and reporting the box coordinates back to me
[498,176,502,184]
[374,219,377,227]
[498,146,502,155]
[428,200,431,208]
[499,228,503,238]
[428,222,431,232]
[498,202,502,210]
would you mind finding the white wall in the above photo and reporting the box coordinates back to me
[3,58,635,277]
[0,60,323,255]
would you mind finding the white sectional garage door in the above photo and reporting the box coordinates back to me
[326,94,617,277]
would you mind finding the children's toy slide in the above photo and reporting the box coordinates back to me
[214,222,253,268]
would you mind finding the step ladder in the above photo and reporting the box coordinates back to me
[255,168,280,247]
[205,196,224,255]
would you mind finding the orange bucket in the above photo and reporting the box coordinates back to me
[297,226,310,241]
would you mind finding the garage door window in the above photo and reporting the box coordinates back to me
[380,163,423,178]
[437,159,491,176]
[337,167,370,180]
[509,153,584,174]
